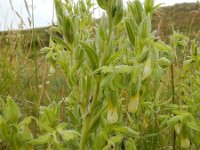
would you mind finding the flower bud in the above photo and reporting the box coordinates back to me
[158,58,171,68]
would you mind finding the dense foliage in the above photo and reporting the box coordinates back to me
[0,0,200,149]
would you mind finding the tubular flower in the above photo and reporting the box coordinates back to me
[128,92,139,113]
[181,137,190,149]
[107,103,118,123]
[142,57,152,80]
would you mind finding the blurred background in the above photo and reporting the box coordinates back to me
[0,0,199,30]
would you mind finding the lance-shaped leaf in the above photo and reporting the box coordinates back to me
[125,138,137,150]
[28,133,52,144]
[80,42,99,70]
[112,0,123,26]
[47,30,72,51]
[97,0,108,10]
[153,40,172,51]
[54,0,64,25]
[125,20,136,46]
[112,126,139,138]
[3,97,21,124]
[144,0,154,14]
[128,0,144,24]
[0,117,9,141]
[93,65,134,75]
[167,116,182,127]
[139,14,151,40]
[138,48,149,63]
[57,129,80,142]
[63,15,74,44]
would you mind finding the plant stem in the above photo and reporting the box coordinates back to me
[171,63,176,150]
[171,64,175,104]
[80,76,101,150]
[80,115,90,150]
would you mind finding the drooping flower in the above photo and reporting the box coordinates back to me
[128,92,139,113]
[142,57,152,80]
[107,103,118,123]
[181,137,190,149]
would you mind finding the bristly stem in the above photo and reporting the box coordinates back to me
[171,63,176,150]
[80,76,101,150]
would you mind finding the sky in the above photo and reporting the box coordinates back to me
[0,0,198,31]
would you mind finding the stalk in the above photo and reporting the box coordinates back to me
[80,4,113,148]
[80,115,90,150]
[80,76,101,150]
[171,63,176,150]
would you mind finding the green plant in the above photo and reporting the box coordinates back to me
[0,97,33,150]
[29,102,80,149]
[1,0,200,150]
[40,0,176,149]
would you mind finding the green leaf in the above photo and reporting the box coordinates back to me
[0,116,9,141]
[187,122,200,132]
[80,42,99,70]
[115,65,135,74]
[139,14,151,40]
[126,138,137,150]
[138,48,149,63]
[98,25,107,41]
[125,20,136,46]
[63,15,74,44]
[3,97,21,124]
[97,0,108,10]
[109,134,124,143]
[94,65,134,75]
[58,130,80,142]
[93,132,108,150]
[47,30,72,51]
[113,126,139,138]
[168,116,182,127]
[112,0,123,26]
[54,0,64,25]
[28,133,52,144]
[129,0,144,24]
[153,40,171,51]
[144,0,154,14]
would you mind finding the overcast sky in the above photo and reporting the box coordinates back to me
[0,0,198,31]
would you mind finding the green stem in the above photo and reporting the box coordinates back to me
[80,76,101,150]
[80,115,90,150]
[80,5,113,149]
